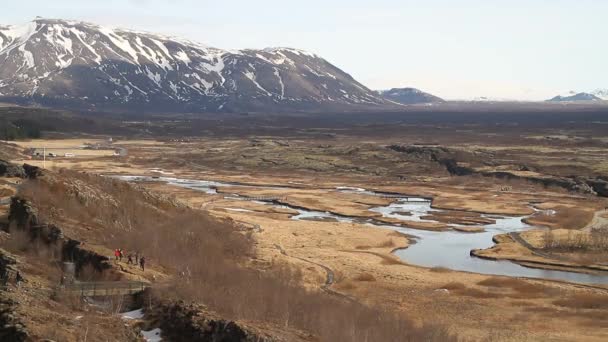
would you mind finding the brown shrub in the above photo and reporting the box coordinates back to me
[380,257,404,266]
[355,245,371,250]
[353,273,376,282]
[440,282,500,299]
[441,282,466,291]
[377,239,395,248]
[430,266,452,273]
[477,277,549,299]
[337,280,356,291]
[542,229,608,255]
[553,293,608,310]
[547,207,595,230]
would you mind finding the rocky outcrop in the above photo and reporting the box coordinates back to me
[388,145,608,197]
[387,145,474,176]
[0,160,25,178]
[148,300,275,342]
[486,172,597,195]
[0,161,42,180]
[0,249,28,342]
[7,198,39,232]
[587,179,608,197]
[22,164,42,179]
[8,197,112,276]
[62,239,112,274]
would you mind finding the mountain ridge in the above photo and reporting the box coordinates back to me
[0,18,390,113]
[547,91,603,102]
[378,87,444,105]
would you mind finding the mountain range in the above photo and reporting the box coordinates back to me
[547,90,608,102]
[0,18,391,113]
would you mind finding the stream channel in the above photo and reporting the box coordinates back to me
[116,175,608,285]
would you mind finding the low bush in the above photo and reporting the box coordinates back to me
[553,293,608,310]
[353,273,376,282]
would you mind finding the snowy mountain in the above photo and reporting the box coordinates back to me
[0,18,388,113]
[547,91,603,102]
[591,89,608,101]
[378,87,444,105]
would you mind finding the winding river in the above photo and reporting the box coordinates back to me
[115,175,608,285]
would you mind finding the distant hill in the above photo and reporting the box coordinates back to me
[547,91,603,102]
[591,89,608,100]
[378,88,444,105]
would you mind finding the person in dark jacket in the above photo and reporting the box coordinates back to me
[15,271,24,288]
[139,256,146,271]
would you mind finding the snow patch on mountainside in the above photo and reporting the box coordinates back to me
[0,18,387,112]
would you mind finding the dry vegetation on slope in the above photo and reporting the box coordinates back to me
[11,169,457,341]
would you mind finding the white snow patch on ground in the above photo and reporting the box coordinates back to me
[121,309,144,320]
[273,68,284,98]
[0,21,37,45]
[198,54,226,85]
[150,38,170,55]
[145,67,162,86]
[98,26,140,64]
[304,65,324,77]
[174,50,191,65]
[56,54,73,69]
[243,70,271,96]
[70,28,102,64]
[51,25,74,54]
[142,328,162,342]
[0,21,38,56]
[19,45,35,68]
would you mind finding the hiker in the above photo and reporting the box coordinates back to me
[127,253,133,265]
[114,249,120,261]
[15,271,24,288]
[139,256,146,271]
[119,249,124,262]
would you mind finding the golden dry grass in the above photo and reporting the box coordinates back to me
[553,293,608,310]
[353,273,377,282]
[429,266,452,273]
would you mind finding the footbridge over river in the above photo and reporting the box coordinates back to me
[62,281,148,297]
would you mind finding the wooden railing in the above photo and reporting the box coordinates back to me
[62,281,148,297]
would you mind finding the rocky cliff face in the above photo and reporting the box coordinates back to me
[8,197,112,275]
[0,249,29,342]
[388,145,608,196]
[147,300,277,342]
[0,19,389,113]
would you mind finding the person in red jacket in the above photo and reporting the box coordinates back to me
[114,249,120,261]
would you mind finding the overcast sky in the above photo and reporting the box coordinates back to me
[3,0,607,100]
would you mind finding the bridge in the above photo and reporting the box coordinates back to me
[378,195,431,202]
[233,196,287,202]
[62,281,148,297]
